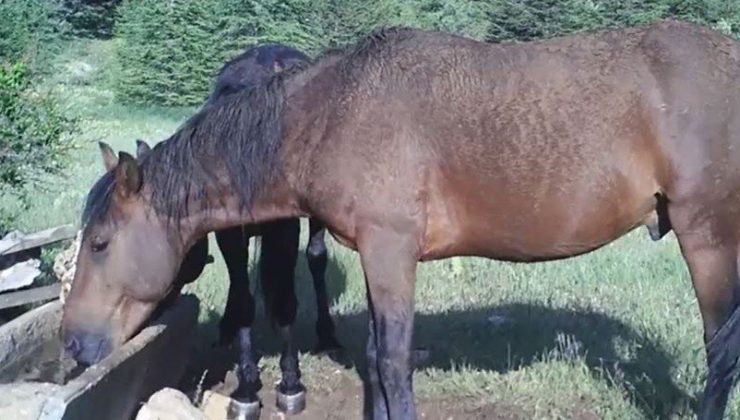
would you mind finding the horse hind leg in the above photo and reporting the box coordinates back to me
[305,218,342,352]
[671,205,740,420]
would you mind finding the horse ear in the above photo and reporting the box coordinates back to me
[135,139,151,159]
[99,141,118,171]
[114,152,142,198]
[273,59,284,73]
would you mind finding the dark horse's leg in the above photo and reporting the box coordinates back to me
[217,226,254,347]
[671,203,740,420]
[156,236,211,315]
[306,218,341,352]
[260,218,306,414]
[358,228,418,420]
[215,227,262,418]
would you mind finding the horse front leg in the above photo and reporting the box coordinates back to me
[358,227,418,420]
[260,219,306,414]
[215,227,261,419]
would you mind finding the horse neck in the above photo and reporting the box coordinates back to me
[174,170,305,248]
[166,62,334,247]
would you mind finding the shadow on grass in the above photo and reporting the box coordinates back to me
[357,305,691,419]
[180,250,691,419]
[343,306,691,418]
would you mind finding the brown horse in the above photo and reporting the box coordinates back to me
[89,43,340,415]
[62,20,740,419]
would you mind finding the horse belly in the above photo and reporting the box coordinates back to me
[420,170,659,262]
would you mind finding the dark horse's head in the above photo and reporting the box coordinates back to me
[61,43,310,366]
[209,43,310,102]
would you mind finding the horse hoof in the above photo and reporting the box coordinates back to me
[276,389,306,414]
[227,398,261,420]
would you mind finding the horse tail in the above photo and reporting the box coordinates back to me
[703,302,740,411]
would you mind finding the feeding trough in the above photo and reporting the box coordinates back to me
[0,294,199,420]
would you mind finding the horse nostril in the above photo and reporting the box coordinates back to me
[64,335,82,358]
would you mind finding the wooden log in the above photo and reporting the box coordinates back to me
[0,284,60,310]
[0,225,77,256]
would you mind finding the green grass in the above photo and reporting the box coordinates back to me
[11,38,740,419]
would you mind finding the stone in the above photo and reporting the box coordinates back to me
[136,388,206,420]
[0,382,63,420]
[0,259,41,293]
[200,390,231,420]
[53,230,81,303]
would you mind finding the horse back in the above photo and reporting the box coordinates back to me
[291,21,740,261]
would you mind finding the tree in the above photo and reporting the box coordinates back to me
[60,0,122,38]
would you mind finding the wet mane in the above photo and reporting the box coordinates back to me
[81,75,288,227]
[148,76,290,222]
[81,27,416,228]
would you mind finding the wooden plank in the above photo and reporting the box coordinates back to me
[0,225,77,256]
[0,259,41,293]
[0,284,60,310]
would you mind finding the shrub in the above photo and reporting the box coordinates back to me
[112,0,497,106]
[0,0,64,66]
[113,0,740,106]
[487,0,740,42]
[404,0,492,40]
[315,0,409,48]
[114,0,239,105]
[487,0,605,42]
[0,0,77,231]
[220,0,324,53]
[0,62,78,209]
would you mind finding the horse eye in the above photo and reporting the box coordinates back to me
[90,237,109,253]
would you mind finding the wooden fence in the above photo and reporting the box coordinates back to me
[0,225,77,310]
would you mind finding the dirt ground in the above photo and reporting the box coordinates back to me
[262,383,525,419]
[179,336,604,420]
[210,370,529,420]
[191,355,533,420]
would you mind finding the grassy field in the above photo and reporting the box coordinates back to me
[7,38,740,419]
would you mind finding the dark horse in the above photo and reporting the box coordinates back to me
[63,20,740,419]
[203,43,340,354]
